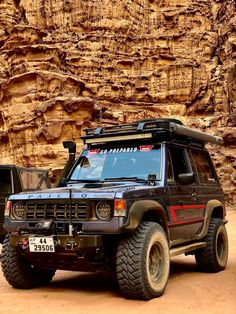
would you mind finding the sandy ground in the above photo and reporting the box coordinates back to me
[0,211,235,314]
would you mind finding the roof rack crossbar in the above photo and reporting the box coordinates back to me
[137,122,145,131]
[94,127,102,135]
[81,119,223,146]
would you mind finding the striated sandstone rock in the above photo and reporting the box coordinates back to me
[0,0,235,208]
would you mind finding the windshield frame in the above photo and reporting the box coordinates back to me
[68,143,163,183]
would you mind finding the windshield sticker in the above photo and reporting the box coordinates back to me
[88,146,153,156]
[88,149,99,156]
[140,145,154,152]
[96,147,138,155]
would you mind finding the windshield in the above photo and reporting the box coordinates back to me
[70,145,162,181]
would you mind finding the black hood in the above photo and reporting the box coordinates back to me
[8,181,146,201]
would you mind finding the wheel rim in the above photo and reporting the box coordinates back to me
[148,242,164,282]
[216,230,226,262]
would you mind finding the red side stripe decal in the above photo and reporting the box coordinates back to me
[168,218,204,227]
[170,205,205,210]
[169,204,205,223]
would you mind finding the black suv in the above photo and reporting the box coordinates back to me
[1,119,228,300]
[0,165,51,243]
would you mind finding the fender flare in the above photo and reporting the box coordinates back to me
[197,199,226,239]
[121,200,169,240]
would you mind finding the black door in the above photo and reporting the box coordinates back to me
[166,145,204,241]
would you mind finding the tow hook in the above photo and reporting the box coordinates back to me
[18,238,29,250]
[65,239,78,250]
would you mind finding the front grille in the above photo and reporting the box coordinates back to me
[26,202,88,220]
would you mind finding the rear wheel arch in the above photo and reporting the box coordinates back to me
[206,200,225,220]
[211,206,224,219]
[198,200,226,239]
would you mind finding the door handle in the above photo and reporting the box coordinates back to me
[191,192,197,199]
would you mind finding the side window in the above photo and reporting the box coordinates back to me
[168,146,191,181]
[191,150,216,184]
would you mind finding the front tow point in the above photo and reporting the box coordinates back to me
[18,238,29,250]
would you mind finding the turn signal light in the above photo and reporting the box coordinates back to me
[114,199,126,217]
[5,200,12,217]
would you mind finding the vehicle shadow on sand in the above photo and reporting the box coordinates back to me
[48,257,198,296]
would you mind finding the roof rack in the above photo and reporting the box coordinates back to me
[81,119,223,146]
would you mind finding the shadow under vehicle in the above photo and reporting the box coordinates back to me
[0,165,51,243]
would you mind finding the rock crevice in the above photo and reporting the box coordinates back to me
[0,0,235,208]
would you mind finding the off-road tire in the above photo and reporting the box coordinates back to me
[116,221,170,300]
[195,218,228,272]
[1,234,56,289]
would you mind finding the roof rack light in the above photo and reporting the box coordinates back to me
[84,133,153,144]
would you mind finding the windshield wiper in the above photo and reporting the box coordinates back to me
[67,179,101,183]
[104,177,146,182]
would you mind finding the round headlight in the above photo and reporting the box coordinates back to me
[12,202,26,219]
[95,201,112,220]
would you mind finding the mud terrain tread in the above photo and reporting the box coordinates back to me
[1,234,55,289]
[116,221,169,300]
[195,218,228,272]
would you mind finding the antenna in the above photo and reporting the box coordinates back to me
[68,189,73,236]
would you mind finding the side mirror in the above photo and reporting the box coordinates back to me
[178,173,195,185]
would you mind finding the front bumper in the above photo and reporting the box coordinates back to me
[10,232,105,272]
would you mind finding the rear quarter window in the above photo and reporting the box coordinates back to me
[191,150,217,184]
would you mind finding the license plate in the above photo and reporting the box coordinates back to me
[29,237,55,253]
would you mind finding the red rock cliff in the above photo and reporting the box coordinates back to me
[0,0,235,208]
